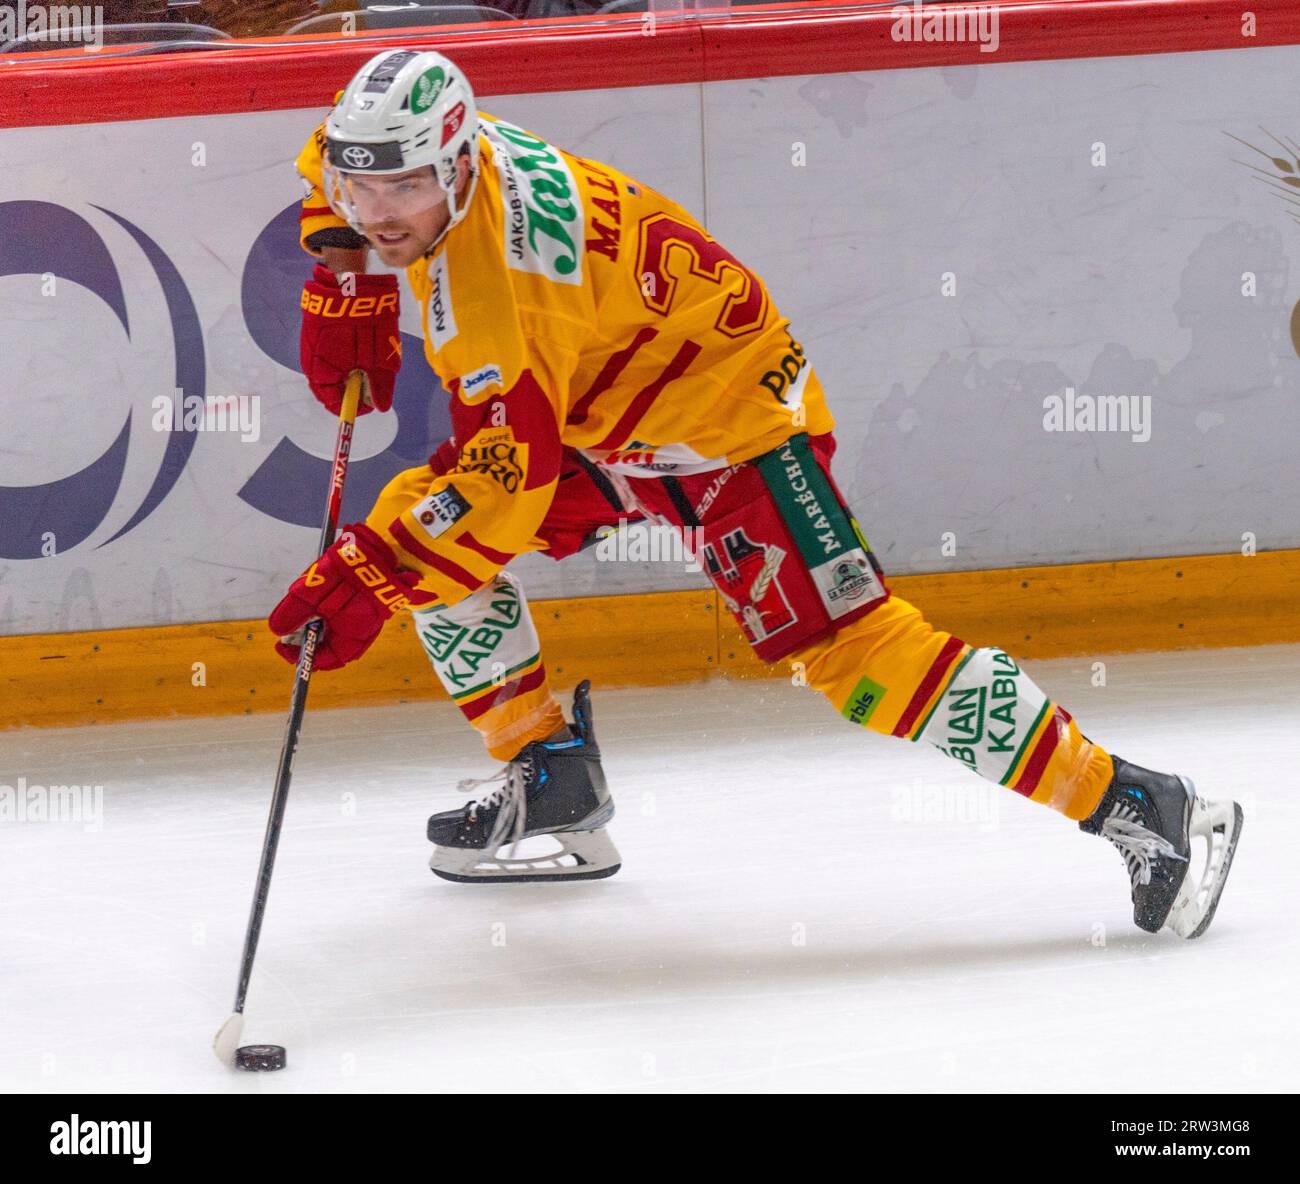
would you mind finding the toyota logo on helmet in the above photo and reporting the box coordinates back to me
[326,137,407,172]
[341,144,376,168]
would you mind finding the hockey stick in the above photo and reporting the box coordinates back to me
[213,371,366,1067]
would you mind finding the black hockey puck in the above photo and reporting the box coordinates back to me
[235,1044,287,1072]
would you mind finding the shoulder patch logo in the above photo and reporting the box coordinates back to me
[481,118,584,286]
[412,484,472,543]
[460,363,504,402]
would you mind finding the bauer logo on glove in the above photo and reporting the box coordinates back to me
[299,263,402,416]
[269,524,435,671]
[299,289,399,319]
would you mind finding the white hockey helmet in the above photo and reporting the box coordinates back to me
[322,49,479,247]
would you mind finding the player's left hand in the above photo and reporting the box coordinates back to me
[269,524,434,671]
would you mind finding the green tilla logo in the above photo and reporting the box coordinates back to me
[410,67,446,115]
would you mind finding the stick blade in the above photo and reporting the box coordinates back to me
[213,1013,245,1067]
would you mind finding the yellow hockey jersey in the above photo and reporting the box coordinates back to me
[296,112,834,606]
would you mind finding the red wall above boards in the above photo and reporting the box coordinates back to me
[1,1,1297,130]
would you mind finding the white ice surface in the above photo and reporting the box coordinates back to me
[3,645,1297,1093]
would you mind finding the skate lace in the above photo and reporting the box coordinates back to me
[1100,804,1186,889]
[457,752,534,852]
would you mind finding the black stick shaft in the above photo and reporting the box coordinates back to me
[230,374,364,1017]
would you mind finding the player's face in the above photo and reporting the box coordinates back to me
[345,167,449,267]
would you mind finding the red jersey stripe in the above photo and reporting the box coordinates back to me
[567,327,660,427]
[456,530,514,567]
[390,518,483,593]
[591,338,703,452]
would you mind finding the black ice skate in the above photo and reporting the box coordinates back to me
[1081,755,1243,938]
[427,680,620,883]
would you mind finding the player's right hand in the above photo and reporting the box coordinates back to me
[268,524,434,671]
[300,263,401,416]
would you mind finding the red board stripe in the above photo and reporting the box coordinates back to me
[0,19,702,129]
[1,4,1297,131]
[698,0,1300,83]
[890,634,965,739]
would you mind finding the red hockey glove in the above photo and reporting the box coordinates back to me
[269,524,434,671]
[300,264,401,415]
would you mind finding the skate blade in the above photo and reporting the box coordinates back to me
[1165,797,1244,939]
[430,828,622,884]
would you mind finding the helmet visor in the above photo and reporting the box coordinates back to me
[322,161,448,232]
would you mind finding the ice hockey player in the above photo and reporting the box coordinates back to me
[270,49,1242,936]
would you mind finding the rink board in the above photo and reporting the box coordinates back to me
[3,547,1296,729]
[1,3,1298,640]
